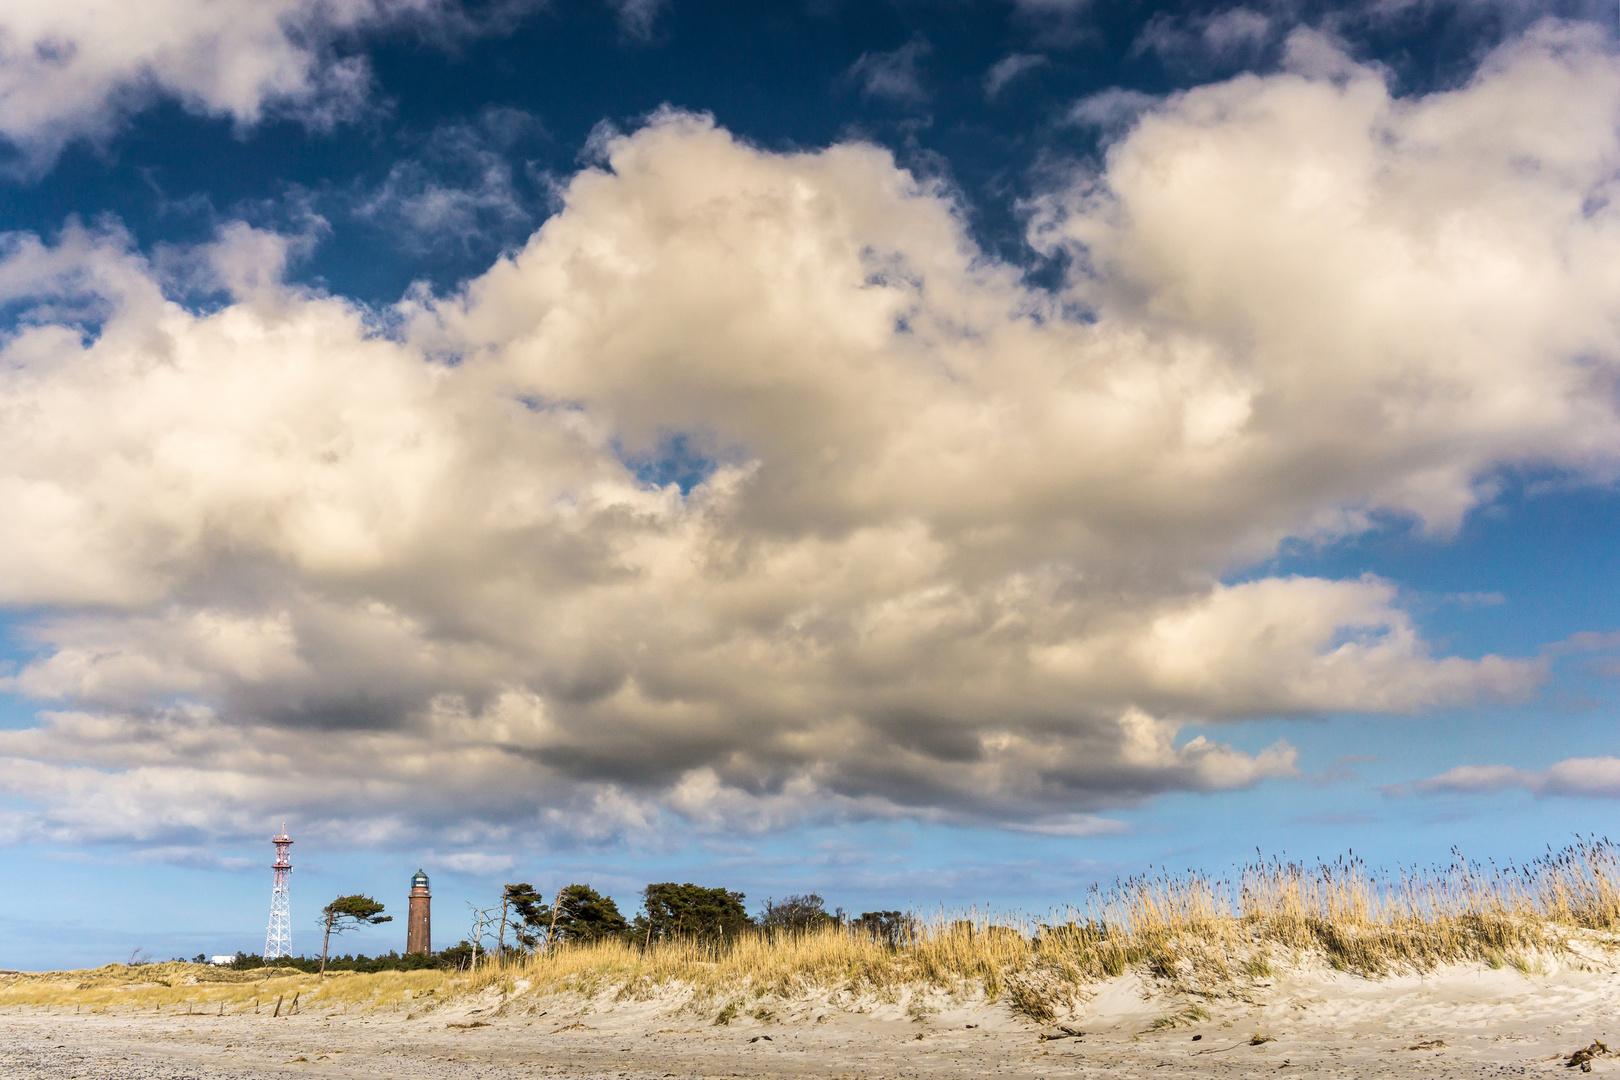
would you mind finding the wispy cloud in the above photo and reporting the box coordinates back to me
[136,846,257,872]
[1410,758,1620,799]
[1004,815,1131,837]
[1065,87,1159,133]
[355,108,544,254]
[848,37,931,103]
[430,852,519,876]
[984,53,1048,99]
[0,0,542,177]
[606,0,667,40]
[1133,7,1276,72]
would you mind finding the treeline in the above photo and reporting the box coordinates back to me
[449,883,917,967]
[201,885,917,973]
[211,949,450,973]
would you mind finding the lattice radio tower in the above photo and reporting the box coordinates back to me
[264,824,294,959]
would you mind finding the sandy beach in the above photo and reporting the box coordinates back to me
[5,957,1618,1079]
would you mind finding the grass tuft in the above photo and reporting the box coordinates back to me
[1151,1005,1211,1030]
[1006,979,1056,1023]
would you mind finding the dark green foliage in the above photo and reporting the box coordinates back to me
[501,883,551,951]
[323,894,391,926]
[438,941,475,970]
[855,911,916,947]
[758,893,835,934]
[318,894,392,974]
[552,884,629,941]
[635,882,752,942]
[226,949,451,973]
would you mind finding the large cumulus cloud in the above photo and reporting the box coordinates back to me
[3,22,1617,846]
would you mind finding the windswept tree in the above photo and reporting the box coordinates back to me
[549,884,628,943]
[635,883,752,943]
[317,895,391,975]
[498,882,551,954]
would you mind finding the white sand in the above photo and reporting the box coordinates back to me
[5,957,1619,1078]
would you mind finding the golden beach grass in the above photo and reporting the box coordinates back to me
[0,962,462,1015]
[466,837,1620,1021]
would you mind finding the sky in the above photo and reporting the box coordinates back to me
[2,0,1620,970]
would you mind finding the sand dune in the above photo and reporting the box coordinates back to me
[5,953,1619,1078]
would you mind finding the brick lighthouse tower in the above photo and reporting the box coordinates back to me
[407,869,431,954]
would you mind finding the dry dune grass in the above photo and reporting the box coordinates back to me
[10,840,1620,1023]
[470,838,1620,1022]
[0,962,461,1015]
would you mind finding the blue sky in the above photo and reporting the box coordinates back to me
[2,0,1620,970]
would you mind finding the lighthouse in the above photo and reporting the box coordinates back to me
[407,869,431,954]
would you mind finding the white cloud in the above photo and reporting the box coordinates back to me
[1,23,1616,846]
[0,0,527,173]
[1035,21,1620,540]
[1415,758,1620,798]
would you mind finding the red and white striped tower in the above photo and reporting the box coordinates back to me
[264,824,293,959]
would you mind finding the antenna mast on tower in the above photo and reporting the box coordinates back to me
[264,824,294,959]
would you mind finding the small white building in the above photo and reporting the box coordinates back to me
[209,955,235,966]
